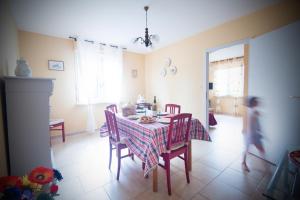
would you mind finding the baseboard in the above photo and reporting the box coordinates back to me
[249,152,277,166]
[50,129,100,139]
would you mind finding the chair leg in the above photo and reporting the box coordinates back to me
[109,142,112,170]
[62,122,65,142]
[129,149,134,160]
[184,151,190,183]
[117,147,121,180]
[165,158,172,195]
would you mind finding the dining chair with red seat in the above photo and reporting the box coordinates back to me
[159,113,192,195]
[106,104,118,113]
[104,109,134,180]
[165,104,181,114]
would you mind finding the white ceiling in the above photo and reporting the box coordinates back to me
[10,0,279,54]
[209,44,244,62]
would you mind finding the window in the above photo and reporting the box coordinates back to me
[74,41,123,104]
[213,60,244,97]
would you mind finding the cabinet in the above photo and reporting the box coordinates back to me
[2,76,54,176]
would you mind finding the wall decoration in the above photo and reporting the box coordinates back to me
[48,60,64,71]
[164,57,172,67]
[169,65,177,75]
[160,67,167,77]
[131,69,138,78]
[15,58,32,77]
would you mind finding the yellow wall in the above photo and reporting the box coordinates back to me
[19,31,145,134]
[0,0,20,176]
[145,0,300,123]
[122,52,145,104]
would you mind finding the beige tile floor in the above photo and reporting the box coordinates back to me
[51,115,277,200]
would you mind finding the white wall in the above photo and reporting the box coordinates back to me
[249,20,300,164]
[209,44,244,62]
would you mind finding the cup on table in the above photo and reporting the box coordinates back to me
[157,109,162,118]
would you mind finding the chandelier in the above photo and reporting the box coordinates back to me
[133,6,158,47]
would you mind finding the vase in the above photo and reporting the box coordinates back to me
[15,58,32,77]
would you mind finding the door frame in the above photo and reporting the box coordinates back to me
[203,38,250,130]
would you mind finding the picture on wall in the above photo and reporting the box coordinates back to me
[48,60,64,71]
[131,69,138,78]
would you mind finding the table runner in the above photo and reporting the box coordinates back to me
[116,115,211,176]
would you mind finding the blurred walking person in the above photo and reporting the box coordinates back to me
[242,96,265,172]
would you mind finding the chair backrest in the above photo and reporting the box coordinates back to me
[104,109,120,142]
[165,104,181,114]
[106,104,118,113]
[167,113,192,151]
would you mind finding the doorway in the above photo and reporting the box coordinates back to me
[205,43,249,151]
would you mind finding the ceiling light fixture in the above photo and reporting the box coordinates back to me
[133,6,158,48]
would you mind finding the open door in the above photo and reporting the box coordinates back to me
[248,21,300,164]
[206,44,247,151]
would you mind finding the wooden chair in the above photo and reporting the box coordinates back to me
[49,119,65,143]
[104,110,134,180]
[159,113,192,195]
[106,104,118,113]
[165,104,181,114]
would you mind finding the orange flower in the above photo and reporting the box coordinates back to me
[28,166,54,185]
[0,176,22,192]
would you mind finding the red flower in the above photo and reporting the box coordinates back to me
[0,176,21,192]
[50,184,58,194]
[28,166,54,185]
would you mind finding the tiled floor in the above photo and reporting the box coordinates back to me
[52,115,276,200]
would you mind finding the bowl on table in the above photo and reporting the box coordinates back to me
[139,116,156,124]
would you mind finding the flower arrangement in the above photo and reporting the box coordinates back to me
[0,166,63,200]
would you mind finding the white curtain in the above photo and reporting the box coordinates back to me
[74,40,123,132]
[213,59,244,97]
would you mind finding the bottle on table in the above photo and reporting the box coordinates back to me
[152,96,157,117]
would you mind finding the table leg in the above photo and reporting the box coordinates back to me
[62,122,65,142]
[188,141,192,171]
[153,166,158,192]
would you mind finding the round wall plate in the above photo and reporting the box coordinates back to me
[160,67,167,77]
[169,65,177,75]
[164,58,172,67]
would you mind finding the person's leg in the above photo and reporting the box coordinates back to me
[242,142,250,172]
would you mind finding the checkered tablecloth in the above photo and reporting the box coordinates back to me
[116,114,211,176]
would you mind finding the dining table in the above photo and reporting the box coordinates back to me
[115,113,211,192]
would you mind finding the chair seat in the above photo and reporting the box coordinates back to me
[110,136,128,145]
[162,142,186,153]
[161,144,187,159]
[49,119,64,126]
[171,142,186,151]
